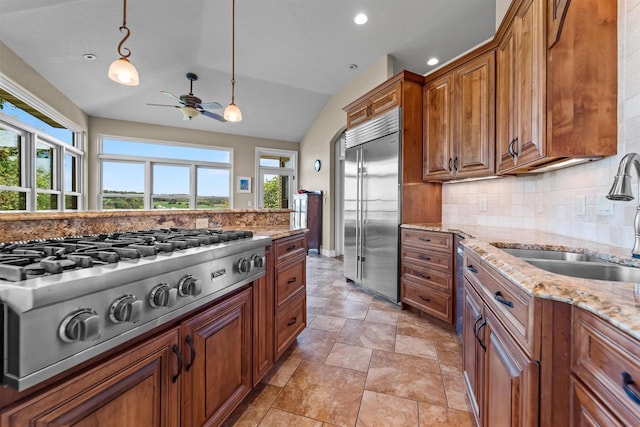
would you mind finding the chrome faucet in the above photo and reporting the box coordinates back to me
[607,153,640,258]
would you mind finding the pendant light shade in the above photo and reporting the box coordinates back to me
[108,57,139,86]
[225,0,242,122]
[109,0,139,86]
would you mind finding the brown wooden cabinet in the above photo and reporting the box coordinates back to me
[292,192,322,254]
[424,49,495,181]
[400,229,454,323]
[495,0,617,174]
[462,280,485,425]
[253,245,274,386]
[181,288,252,427]
[0,327,181,427]
[273,233,307,359]
[344,71,442,225]
[570,307,640,426]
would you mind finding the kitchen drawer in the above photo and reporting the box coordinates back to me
[571,307,640,426]
[401,229,453,253]
[401,263,452,293]
[402,246,453,272]
[275,291,306,358]
[402,280,452,323]
[274,234,306,265]
[571,376,626,426]
[275,256,306,307]
[370,83,401,118]
[464,250,540,358]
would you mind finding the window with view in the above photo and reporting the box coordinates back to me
[99,138,232,210]
[0,88,83,211]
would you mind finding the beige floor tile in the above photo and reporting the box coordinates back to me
[365,309,399,324]
[307,295,330,308]
[345,291,375,304]
[308,314,347,333]
[263,356,302,387]
[325,342,373,372]
[436,340,463,375]
[442,373,471,411]
[336,319,397,351]
[418,402,474,427]
[397,320,455,341]
[258,408,323,427]
[395,334,438,359]
[308,286,351,300]
[369,299,402,313]
[287,328,340,362]
[273,361,366,426]
[223,383,282,427]
[322,300,369,319]
[365,350,446,405]
[356,390,419,427]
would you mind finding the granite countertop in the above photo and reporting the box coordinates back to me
[402,223,640,341]
[238,227,307,241]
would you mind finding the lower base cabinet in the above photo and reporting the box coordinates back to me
[0,327,181,426]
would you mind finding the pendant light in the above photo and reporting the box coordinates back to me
[224,0,242,122]
[108,0,140,86]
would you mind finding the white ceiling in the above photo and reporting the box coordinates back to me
[0,0,496,143]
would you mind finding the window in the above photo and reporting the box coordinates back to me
[99,137,232,210]
[0,87,83,212]
[255,148,297,209]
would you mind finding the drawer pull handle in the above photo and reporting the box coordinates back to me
[418,295,431,302]
[622,372,640,405]
[287,277,297,284]
[476,319,487,351]
[171,344,183,384]
[185,335,196,372]
[418,237,431,242]
[419,274,431,280]
[473,315,483,338]
[494,291,514,308]
[418,255,431,261]
[466,265,478,273]
[286,245,297,251]
[287,317,297,326]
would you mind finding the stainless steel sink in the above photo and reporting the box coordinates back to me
[524,259,640,282]
[500,248,605,263]
[499,247,640,282]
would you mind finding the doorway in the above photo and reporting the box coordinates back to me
[334,131,346,256]
[255,148,297,209]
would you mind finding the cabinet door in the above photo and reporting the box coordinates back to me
[513,0,545,167]
[1,328,181,427]
[496,21,518,173]
[424,73,453,180]
[347,102,370,128]
[571,376,625,427]
[181,288,252,427]
[370,83,401,118]
[253,245,274,386]
[454,51,495,179]
[484,309,539,427]
[462,279,484,424]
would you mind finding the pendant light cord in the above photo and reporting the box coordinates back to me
[231,0,236,104]
[117,0,132,59]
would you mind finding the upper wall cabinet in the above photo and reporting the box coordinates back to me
[496,0,617,174]
[346,82,402,128]
[424,49,496,181]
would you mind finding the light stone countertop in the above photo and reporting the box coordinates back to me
[402,223,640,341]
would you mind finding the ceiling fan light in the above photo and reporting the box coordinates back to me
[108,57,139,86]
[224,103,242,122]
[179,106,200,119]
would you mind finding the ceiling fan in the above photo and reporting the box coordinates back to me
[147,72,225,122]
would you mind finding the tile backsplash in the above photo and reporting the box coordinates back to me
[443,0,640,251]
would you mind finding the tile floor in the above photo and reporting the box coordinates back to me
[224,254,474,427]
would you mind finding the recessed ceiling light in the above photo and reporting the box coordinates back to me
[427,57,439,66]
[349,64,358,70]
[82,53,97,61]
[354,13,368,25]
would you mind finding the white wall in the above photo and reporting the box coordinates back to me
[299,56,394,255]
[443,0,639,250]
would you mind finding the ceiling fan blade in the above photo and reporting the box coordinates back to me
[161,91,185,104]
[146,103,179,108]
[199,101,223,110]
[201,110,227,122]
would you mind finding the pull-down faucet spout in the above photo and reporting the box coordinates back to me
[607,153,640,258]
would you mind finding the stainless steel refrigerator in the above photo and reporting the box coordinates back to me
[344,109,401,302]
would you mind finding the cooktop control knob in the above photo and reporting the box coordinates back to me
[109,295,143,323]
[178,275,202,297]
[149,283,178,308]
[59,309,100,343]
[237,257,253,273]
[251,254,265,269]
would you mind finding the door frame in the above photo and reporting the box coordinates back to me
[254,147,297,209]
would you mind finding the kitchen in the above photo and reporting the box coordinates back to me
[0,0,639,426]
